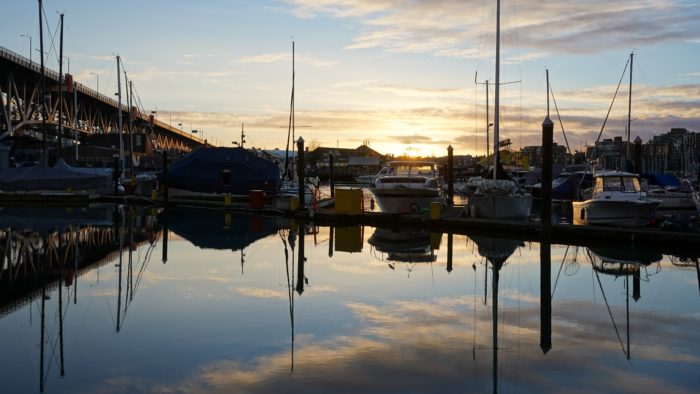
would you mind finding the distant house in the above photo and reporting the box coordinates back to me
[307,145,385,180]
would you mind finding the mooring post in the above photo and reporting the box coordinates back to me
[633,270,641,301]
[162,151,169,205]
[297,137,305,211]
[329,153,335,199]
[634,136,642,174]
[162,209,169,264]
[446,232,453,273]
[296,224,305,294]
[447,145,454,205]
[541,116,553,232]
[328,226,334,257]
[540,234,552,354]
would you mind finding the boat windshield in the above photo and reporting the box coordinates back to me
[391,164,434,176]
[596,176,641,193]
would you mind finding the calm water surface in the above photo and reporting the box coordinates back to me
[0,205,698,393]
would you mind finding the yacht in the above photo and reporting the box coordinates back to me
[572,171,661,227]
[369,161,443,213]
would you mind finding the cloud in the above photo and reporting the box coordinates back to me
[237,287,288,299]
[283,0,700,57]
[236,52,338,67]
[104,296,699,393]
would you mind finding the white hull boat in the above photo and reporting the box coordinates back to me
[572,171,660,227]
[646,187,695,209]
[465,179,532,220]
[370,161,443,214]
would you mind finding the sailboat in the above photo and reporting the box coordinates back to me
[465,0,532,220]
[279,41,316,206]
[572,53,661,227]
[0,4,112,193]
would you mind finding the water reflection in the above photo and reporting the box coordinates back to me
[0,209,698,393]
[0,205,160,392]
[368,228,439,275]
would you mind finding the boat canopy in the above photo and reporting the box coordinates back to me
[163,147,280,195]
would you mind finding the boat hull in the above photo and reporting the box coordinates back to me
[370,188,443,214]
[465,194,532,220]
[572,199,660,227]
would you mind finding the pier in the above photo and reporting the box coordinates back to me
[0,45,204,159]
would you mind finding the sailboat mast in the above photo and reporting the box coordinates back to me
[58,13,64,162]
[292,41,296,169]
[39,0,48,167]
[493,0,501,180]
[546,69,550,117]
[116,56,124,179]
[486,80,490,160]
[626,52,633,164]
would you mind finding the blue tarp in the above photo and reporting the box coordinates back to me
[164,209,277,250]
[640,173,681,188]
[162,147,280,195]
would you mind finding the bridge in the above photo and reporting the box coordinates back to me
[0,45,205,164]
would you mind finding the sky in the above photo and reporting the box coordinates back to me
[2,0,700,157]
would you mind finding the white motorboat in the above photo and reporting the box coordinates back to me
[279,179,316,206]
[572,171,661,227]
[354,165,390,187]
[465,179,532,219]
[464,0,532,220]
[646,186,695,209]
[369,161,443,214]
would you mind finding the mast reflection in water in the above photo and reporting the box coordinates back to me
[0,207,698,393]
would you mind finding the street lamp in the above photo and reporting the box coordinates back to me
[89,72,99,94]
[20,34,32,63]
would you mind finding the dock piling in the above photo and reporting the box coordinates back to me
[329,153,335,198]
[541,116,553,232]
[297,137,305,211]
[447,145,454,205]
[634,136,642,174]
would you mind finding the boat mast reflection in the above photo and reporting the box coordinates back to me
[586,246,662,361]
[470,235,521,394]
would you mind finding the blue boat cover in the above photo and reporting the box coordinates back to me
[164,209,277,250]
[640,173,681,188]
[162,147,280,195]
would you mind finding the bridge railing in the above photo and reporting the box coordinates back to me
[1,45,204,144]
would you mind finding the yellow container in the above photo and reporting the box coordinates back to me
[151,190,158,200]
[335,188,363,215]
[289,196,299,211]
[430,201,441,219]
[224,193,232,206]
[335,226,363,253]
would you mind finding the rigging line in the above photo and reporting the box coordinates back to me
[552,245,570,298]
[588,58,630,161]
[590,252,629,361]
[548,84,572,156]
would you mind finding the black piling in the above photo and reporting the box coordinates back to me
[541,116,554,232]
[329,153,335,199]
[447,145,454,205]
[328,226,334,258]
[633,271,641,301]
[162,209,169,264]
[634,136,642,174]
[540,235,552,354]
[162,151,169,205]
[296,225,305,295]
[297,137,305,211]
[446,232,453,273]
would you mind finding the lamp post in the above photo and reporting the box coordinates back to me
[20,34,32,63]
[89,72,99,94]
